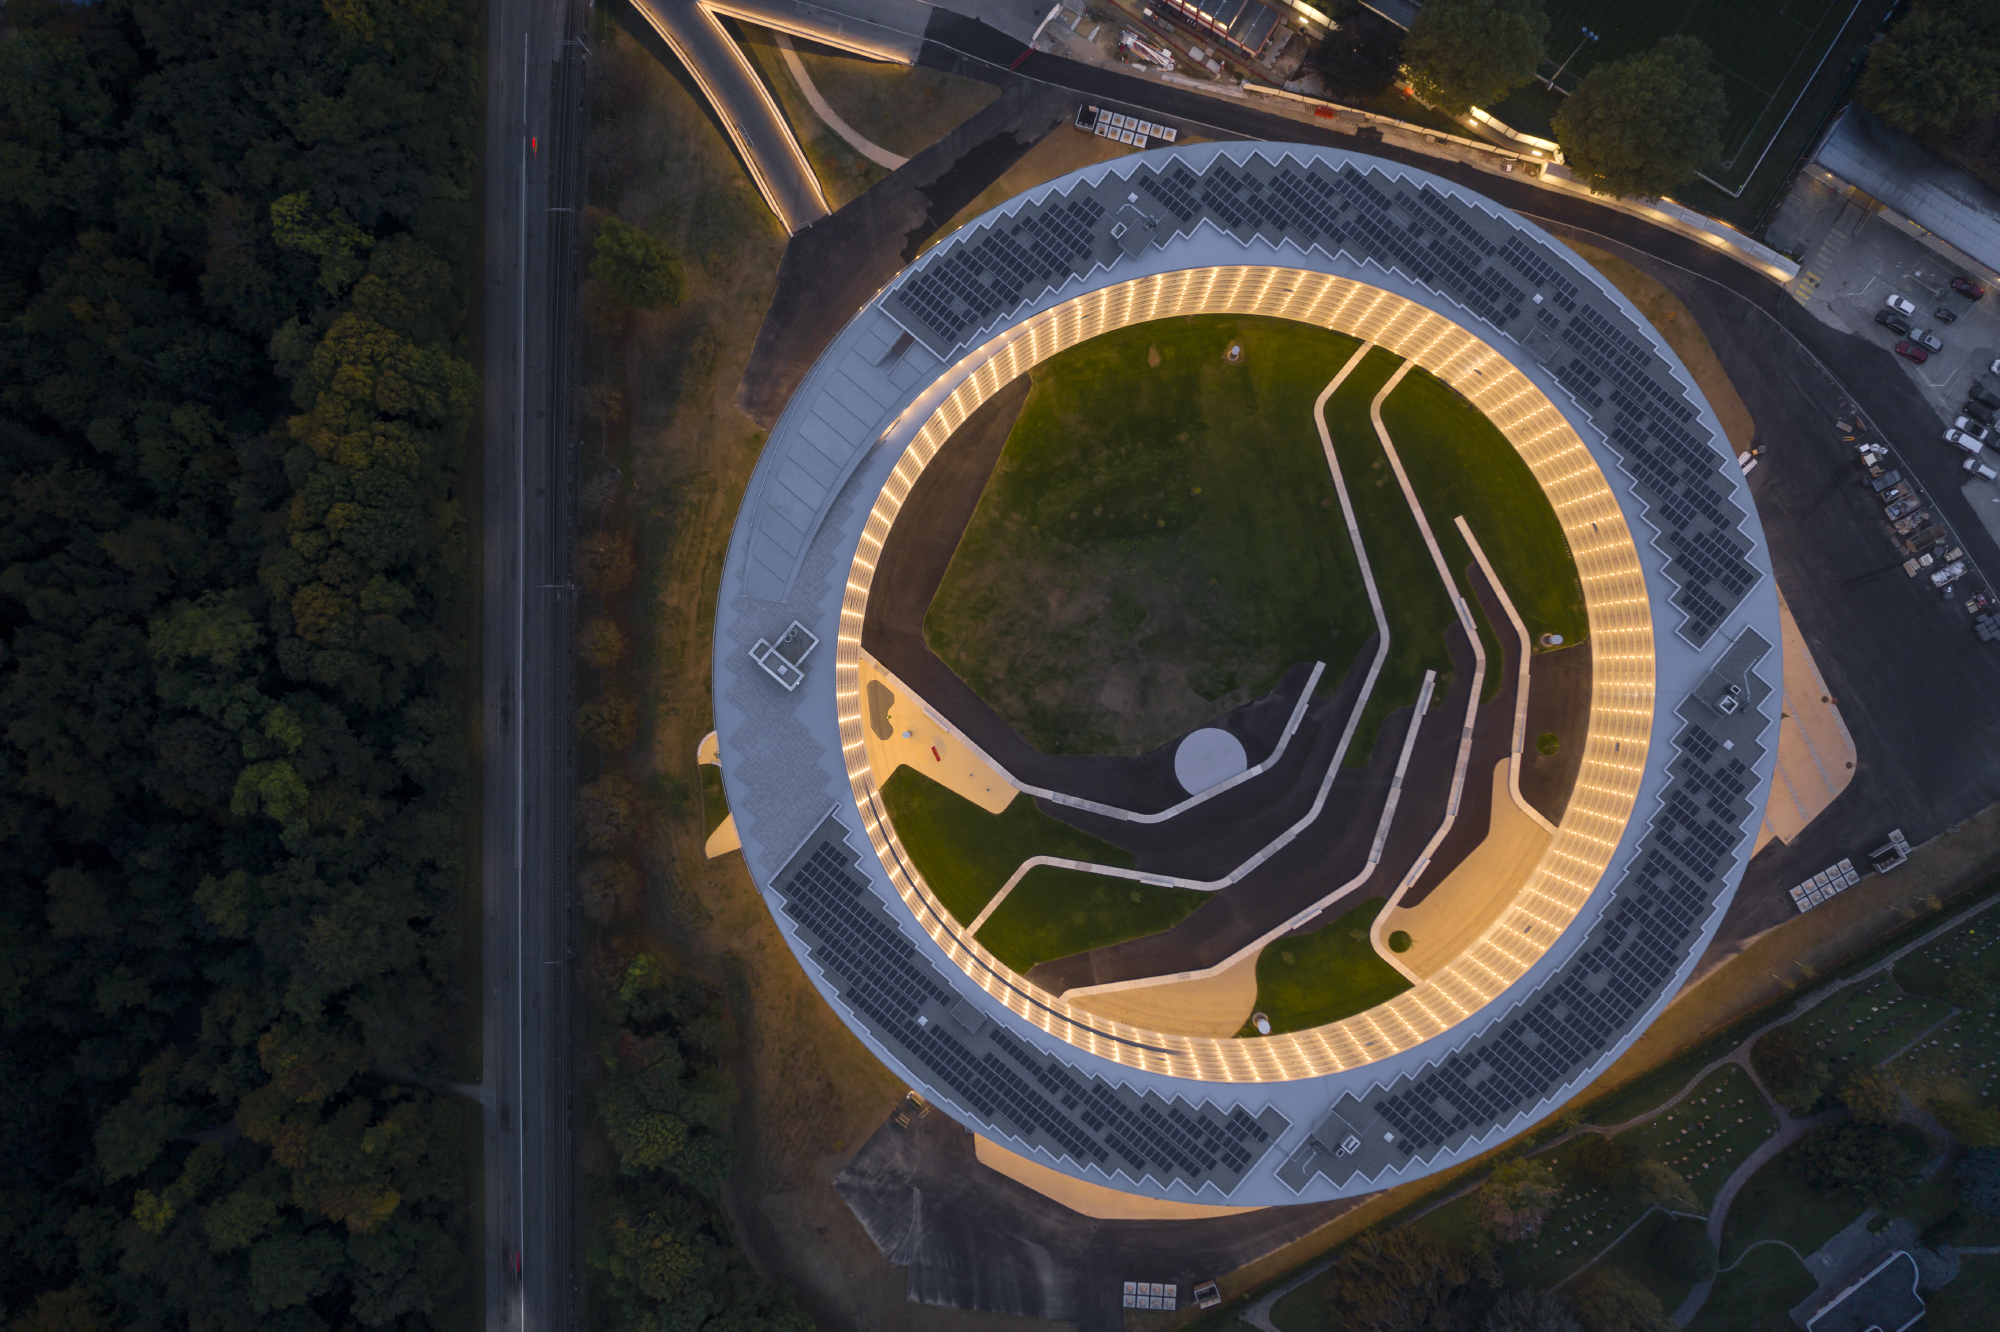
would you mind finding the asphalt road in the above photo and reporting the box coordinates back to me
[479,0,586,1328]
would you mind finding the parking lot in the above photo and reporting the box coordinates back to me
[1771,169,2000,442]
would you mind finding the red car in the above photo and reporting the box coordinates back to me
[1896,339,1930,364]
[1951,276,1986,300]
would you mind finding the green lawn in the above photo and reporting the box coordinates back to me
[1240,898,1410,1035]
[1717,1143,1865,1265]
[1586,1060,1707,1128]
[1594,1210,1699,1319]
[1686,1243,1816,1332]
[975,867,1207,973]
[1379,367,1587,658]
[1779,973,1952,1091]
[1891,1008,2000,1108]
[1617,1065,1774,1208]
[878,766,1134,925]
[790,43,998,160]
[1926,1254,2000,1331]
[1537,0,1859,193]
[927,317,1380,757]
[1318,347,1462,764]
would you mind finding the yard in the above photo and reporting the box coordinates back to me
[926,317,1383,757]
[1238,898,1410,1035]
[1615,1065,1775,1208]
[1780,972,1953,1086]
[877,766,1134,924]
[975,867,1207,973]
[1684,1243,1816,1332]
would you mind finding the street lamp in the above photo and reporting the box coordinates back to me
[1548,27,1598,91]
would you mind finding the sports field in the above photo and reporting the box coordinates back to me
[1537,0,1872,193]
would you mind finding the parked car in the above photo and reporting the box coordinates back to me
[1955,417,1991,442]
[1965,457,1998,480]
[1909,327,1945,351]
[1897,340,1931,364]
[1876,309,1913,335]
[1971,382,2000,411]
[1992,357,2000,376]
[1964,400,1996,427]
[1947,427,1984,454]
[1951,276,1987,299]
[1936,306,1959,325]
[1886,293,1918,316]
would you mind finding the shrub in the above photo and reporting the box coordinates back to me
[577,692,639,750]
[578,615,628,668]
[590,214,686,311]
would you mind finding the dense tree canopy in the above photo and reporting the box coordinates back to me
[0,0,482,1325]
[1479,1157,1562,1241]
[1322,1228,1495,1332]
[1553,36,1727,198]
[1752,1025,1833,1112]
[1401,0,1548,117]
[1859,0,2000,134]
[1795,1121,1931,1206]
[591,215,687,312]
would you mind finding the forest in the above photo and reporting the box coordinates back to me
[0,0,481,1323]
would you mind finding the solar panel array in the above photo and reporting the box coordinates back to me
[774,814,1288,1192]
[1278,630,1774,1191]
[882,148,1758,647]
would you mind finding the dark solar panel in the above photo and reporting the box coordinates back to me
[773,816,1287,1191]
[883,148,1759,660]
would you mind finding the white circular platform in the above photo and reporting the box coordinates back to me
[1174,728,1249,794]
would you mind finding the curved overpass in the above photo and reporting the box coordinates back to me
[713,142,1779,1205]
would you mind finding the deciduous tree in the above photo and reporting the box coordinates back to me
[1401,0,1548,117]
[1553,36,1727,198]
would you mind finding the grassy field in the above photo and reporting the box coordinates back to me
[1240,898,1410,1035]
[699,764,729,838]
[927,317,1382,756]
[1615,1065,1773,1208]
[1319,348,1464,763]
[975,867,1207,973]
[1717,1144,1865,1265]
[735,27,887,209]
[1595,1210,1699,1317]
[1774,972,1952,1090]
[1379,365,1588,658]
[878,766,1134,925]
[790,41,997,160]
[1685,1244,1816,1332]
[1536,0,1863,193]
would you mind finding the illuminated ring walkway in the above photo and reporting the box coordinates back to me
[713,142,1780,1205]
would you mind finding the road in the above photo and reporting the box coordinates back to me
[479,0,587,1329]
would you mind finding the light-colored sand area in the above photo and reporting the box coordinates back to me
[973,1133,1261,1218]
[1381,759,1553,978]
[1065,951,1262,1039]
[858,653,1018,814]
[704,814,741,858]
[1753,588,1858,854]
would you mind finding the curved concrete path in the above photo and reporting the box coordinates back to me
[775,33,908,169]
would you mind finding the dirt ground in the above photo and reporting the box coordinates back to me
[589,25,1047,1332]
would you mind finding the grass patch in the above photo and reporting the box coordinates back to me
[1717,1140,1865,1265]
[1615,1065,1773,1208]
[926,316,1384,756]
[1685,1243,1816,1332]
[736,27,888,209]
[1243,898,1411,1035]
[1926,1253,2000,1331]
[879,765,1134,925]
[1893,1008,2000,1110]
[699,765,729,839]
[791,43,997,159]
[1319,347,1461,763]
[1380,364,1587,662]
[1775,972,1952,1091]
[975,867,1205,972]
[1595,1210,1698,1318]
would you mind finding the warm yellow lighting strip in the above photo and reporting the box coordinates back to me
[832,266,1656,1083]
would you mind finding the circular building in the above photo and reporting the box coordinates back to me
[713,142,1778,1206]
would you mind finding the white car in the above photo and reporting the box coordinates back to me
[1886,293,1917,317]
[1909,327,1945,351]
[1992,357,2000,376]
[1955,416,1992,442]
[1946,427,1985,454]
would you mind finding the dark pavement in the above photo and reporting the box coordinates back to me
[835,1106,1361,1331]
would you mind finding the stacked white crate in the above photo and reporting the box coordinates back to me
[1789,858,1860,912]
[1122,1282,1178,1310]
